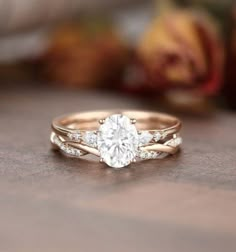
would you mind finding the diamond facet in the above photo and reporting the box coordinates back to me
[97,114,139,168]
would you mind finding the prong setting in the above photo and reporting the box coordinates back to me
[130,118,136,124]
[99,119,105,125]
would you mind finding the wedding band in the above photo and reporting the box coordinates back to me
[50,110,182,168]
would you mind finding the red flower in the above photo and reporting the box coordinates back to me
[136,9,224,97]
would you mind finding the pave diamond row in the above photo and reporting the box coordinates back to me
[53,134,81,157]
[138,151,161,159]
[138,136,182,160]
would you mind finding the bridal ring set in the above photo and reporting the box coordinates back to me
[50,110,182,168]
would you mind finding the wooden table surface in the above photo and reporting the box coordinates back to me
[1,85,236,252]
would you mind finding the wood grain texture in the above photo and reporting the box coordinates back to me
[0,85,236,252]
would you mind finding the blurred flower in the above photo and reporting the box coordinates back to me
[40,21,128,88]
[224,4,236,110]
[136,9,224,112]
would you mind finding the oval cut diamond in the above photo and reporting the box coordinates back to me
[97,114,139,168]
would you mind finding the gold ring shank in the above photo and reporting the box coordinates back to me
[52,110,181,137]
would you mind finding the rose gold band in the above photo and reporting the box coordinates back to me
[52,110,181,135]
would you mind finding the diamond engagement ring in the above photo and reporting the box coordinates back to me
[50,110,182,168]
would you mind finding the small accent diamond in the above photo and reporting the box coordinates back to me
[138,131,153,146]
[67,131,81,141]
[139,151,149,159]
[165,137,182,147]
[153,132,162,142]
[139,150,160,159]
[61,144,66,151]
[83,131,97,147]
[65,146,73,155]
[64,146,81,157]
[150,151,160,159]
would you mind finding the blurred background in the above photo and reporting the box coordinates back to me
[0,0,235,114]
[1,2,236,252]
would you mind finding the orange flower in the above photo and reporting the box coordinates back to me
[41,22,127,88]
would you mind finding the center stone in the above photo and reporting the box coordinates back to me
[97,114,139,168]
